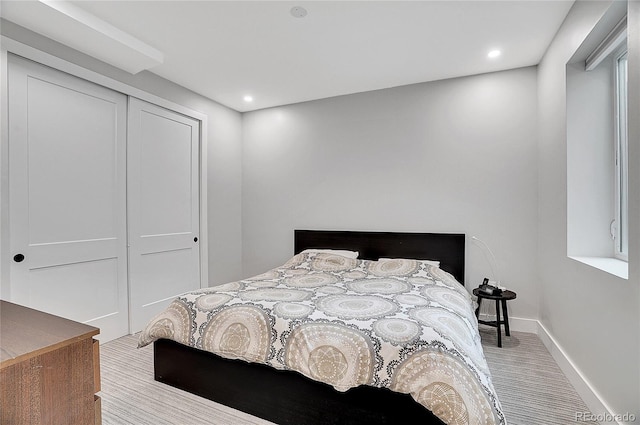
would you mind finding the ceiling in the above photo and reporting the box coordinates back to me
[1,1,575,112]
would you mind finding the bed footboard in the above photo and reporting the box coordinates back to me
[154,339,445,425]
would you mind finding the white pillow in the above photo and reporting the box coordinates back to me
[378,257,440,267]
[301,249,359,259]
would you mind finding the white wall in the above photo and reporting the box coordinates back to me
[0,20,243,287]
[538,0,639,417]
[242,67,539,320]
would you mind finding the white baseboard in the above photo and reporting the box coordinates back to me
[529,320,622,424]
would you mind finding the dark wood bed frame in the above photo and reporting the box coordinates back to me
[154,230,466,425]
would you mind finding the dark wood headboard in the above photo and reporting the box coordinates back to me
[294,230,465,284]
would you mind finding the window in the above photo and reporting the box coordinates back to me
[614,49,628,260]
[565,7,628,278]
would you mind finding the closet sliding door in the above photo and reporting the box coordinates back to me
[8,55,129,342]
[7,56,202,340]
[127,98,201,332]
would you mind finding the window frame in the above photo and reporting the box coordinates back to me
[614,47,628,261]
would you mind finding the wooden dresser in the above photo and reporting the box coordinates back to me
[0,300,101,424]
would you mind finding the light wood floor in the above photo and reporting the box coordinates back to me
[99,328,598,424]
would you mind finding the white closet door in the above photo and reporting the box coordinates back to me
[8,55,129,342]
[127,98,201,332]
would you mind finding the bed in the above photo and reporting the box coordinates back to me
[139,230,505,425]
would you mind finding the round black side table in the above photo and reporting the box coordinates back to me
[472,288,517,348]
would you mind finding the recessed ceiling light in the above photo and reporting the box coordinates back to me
[243,95,254,102]
[488,50,502,59]
[290,6,307,18]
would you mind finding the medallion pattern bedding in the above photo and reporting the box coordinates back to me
[139,252,506,425]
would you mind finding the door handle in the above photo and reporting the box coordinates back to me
[13,254,25,263]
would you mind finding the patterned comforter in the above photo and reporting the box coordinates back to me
[139,252,506,425]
